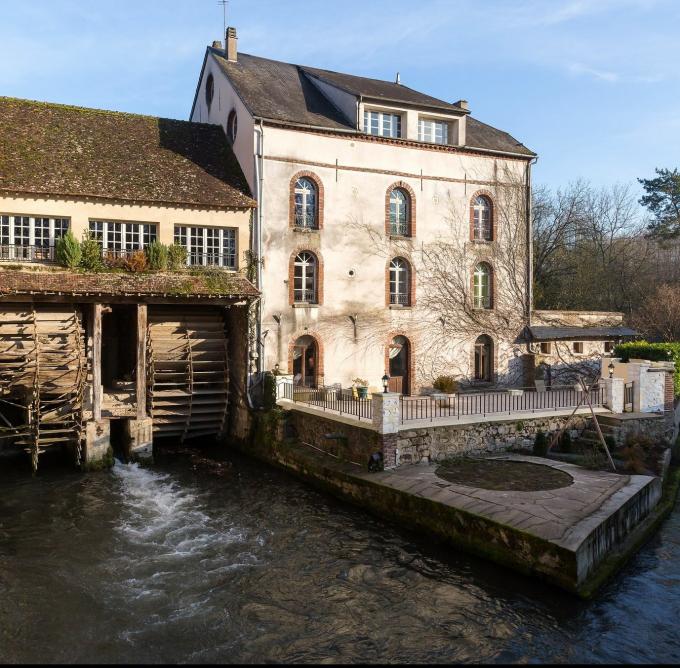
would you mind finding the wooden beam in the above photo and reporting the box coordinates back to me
[92,303,102,422]
[136,304,148,419]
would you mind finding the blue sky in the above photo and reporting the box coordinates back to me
[1,0,678,194]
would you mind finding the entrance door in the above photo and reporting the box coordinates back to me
[293,336,318,387]
[388,336,410,395]
[474,335,493,382]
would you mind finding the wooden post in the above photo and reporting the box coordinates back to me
[92,303,102,422]
[136,304,148,419]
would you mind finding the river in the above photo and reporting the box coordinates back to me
[1,451,679,664]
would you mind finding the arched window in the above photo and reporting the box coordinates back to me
[474,335,493,382]
[205,73,215,108]
[227,109,238,144]
[472,195,493,241]
[294,178,318,229]
[294,251,318,303]
[473,263,492,309]
[390,188,410,236]
[390,257,411,306]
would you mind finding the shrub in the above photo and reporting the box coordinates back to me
[580,449,610,471]
[352,378,368,387]
[560,430,572,453]
[102,252,126,270]
[124,250,149,273]
[533,430,549,457]
[79,233,103,272]
[614,341,680,396]
[433,375,459,394]
[167,244,188,271]
[145,241,168,271]
[263,372,277,411]
[55,231,81,269]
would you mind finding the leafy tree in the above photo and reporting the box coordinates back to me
[79,232,103,272]
[54,231,82,269]
[639,168,680,238]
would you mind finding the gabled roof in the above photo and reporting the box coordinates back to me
[0,97,256,209]
[209,50,534,157]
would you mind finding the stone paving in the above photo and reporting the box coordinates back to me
[352,454,657,549]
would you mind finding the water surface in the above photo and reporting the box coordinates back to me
[1,451,678,664]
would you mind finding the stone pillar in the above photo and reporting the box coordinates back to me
[83,420,112,470]
[371,392,401,468]
[602,377,624,414]
[124,417,154,462]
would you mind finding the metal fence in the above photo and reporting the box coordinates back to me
[624,382,634,412]
[0,244,56,263]
[400,384,605,423]
[279,383,373,422]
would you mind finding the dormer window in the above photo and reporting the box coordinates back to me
[418,118,449,145]
[364,110,402,138]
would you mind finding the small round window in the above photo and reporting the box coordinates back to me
[227,109,238,144]
[205,73,215,108]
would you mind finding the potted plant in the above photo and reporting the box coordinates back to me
[432,375,459,404]
[352,378,369,399]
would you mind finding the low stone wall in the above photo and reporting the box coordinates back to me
[285,409,380,466]
[397,415,590,465]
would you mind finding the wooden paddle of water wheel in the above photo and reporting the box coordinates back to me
[0,306,86,472]
[147,307,229,443]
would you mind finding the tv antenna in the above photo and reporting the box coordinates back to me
[218,0,229,38]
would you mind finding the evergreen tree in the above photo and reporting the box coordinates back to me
[639,168,680,238]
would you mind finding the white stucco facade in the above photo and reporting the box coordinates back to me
[191,46,537,393]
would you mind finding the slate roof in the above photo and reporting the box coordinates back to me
[528,326,638,341]
[0,270,259,300]
[210,50,534,157]
[0,97,256,209]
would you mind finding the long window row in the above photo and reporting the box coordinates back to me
[292,250,494,311]
[291,177,494,242]
[364,110,453,146]
[0,214,237,269]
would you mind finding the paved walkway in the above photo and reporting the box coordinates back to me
[352,454,655,550]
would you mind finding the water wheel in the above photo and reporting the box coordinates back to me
[147,307,229,442]
[0,306,86,472]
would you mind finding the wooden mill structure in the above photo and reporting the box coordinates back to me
[0,271,257,472]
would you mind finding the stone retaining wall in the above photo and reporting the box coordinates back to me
[397,415,590,465]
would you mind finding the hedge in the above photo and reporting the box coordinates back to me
[614,341,680,396]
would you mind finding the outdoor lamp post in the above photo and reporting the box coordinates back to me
[382,374,390,393]
[608,361,615,379]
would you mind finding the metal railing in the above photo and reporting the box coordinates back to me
[401,384,605,423]
[390,222,409,237]
[0,244,56,263]
[187,251,236,269]
[390,292,410,306]
[294,213,317,229]
[279,383,373,422]
[473,295,492,309]
[293,289,318,304]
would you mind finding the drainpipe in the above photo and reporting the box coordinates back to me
[526,156,538,328]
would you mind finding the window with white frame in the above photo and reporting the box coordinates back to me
[173,225,237,268]
[540,342,552,354]
[389,188,410,236]
[294,178,318,228]
[390,257,411,306]
[364,110,402,138]
[472,196,493,241]
[418,118,449,145]
[293,251,318,303]
[89,221,157,253]
[0,215,69,261]
[473,263,492,309]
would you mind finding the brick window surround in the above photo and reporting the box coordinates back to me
[384,331,416,396]
[289,171,324,230]
[470,261,494,310]
[469,190,495,242]
[289,248,324,306]
[385,181,416,237]
[288,330,325,386]
[385,256,416,307]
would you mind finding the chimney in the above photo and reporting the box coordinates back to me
[395,72,401,85]
[212,40,223,49]
[225,26,238,62]
[454,99,469,111]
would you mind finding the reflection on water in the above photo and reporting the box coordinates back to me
[1,452,679,664]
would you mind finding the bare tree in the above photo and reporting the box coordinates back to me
[632,284,680,342]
